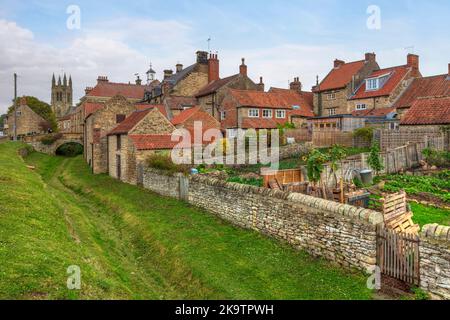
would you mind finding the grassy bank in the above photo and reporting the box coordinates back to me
[0,142,372,299]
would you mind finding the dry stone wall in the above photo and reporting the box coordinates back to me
[140,167,383,271]
[420,224,450,300]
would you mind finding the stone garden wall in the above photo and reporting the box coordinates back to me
[420,224,450,300]
[140,167,383,272]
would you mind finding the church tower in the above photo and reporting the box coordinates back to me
[51,73,73,118]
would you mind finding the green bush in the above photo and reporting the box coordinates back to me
[368,141,384,175]
[40,133,63,145]
[147,153,189,175]
[422,148,450,167]
[227,176,263,187]
[56,143,83,157]
[353,127,374,144]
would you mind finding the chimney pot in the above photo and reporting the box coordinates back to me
[97,76,109,84]
[239,58,247,77]
[290,77,302,92]
[257,77,265,92]
[176,63,183,73]
[334,59,345,68]
[208,53,220,83]
[163,69,174,80]
[365,52,376,62]
[447,63,450,77]
[196,51,208,64]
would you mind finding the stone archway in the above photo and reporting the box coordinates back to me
[55,141,84,157]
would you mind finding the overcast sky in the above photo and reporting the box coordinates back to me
[0,0,449,114]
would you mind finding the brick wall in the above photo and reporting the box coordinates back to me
[420,224,450,300]
[140,167,383,271]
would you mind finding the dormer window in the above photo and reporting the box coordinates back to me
[366,78,379,91]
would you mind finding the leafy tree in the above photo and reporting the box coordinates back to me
[368,141,384,175]
[328,144,347,187]
[353,127,374,144]
[306,149,329,186]
[0,114,6,130]
[8,96,57,132]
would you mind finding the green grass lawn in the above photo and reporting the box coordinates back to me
[0,142,373,300]
[410,203,450,227]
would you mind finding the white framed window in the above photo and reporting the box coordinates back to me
[262,109,272,118]
[356,104,367,110]
[220,111,226,120]
[248,109,259,118]
[328,108,337,116]
[389,122,399,131]
[227,128,238,138]
[276,110,286,119]
[327,93,336,100]
[366,78,379,91]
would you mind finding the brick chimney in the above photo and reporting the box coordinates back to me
[196,51,208,64]
[176,63,183,73]
[135,75,142,85]
[240,58,247,77]
[85,87,93,95]
[365,52,376,62]
[290,77,302,92]
[257,77,265,92]
[447,63,450,78]
[163,69,173,80]
[407,54,420,78]
[208,53,220,83]
[97,76,109,84]
[334,59,345,68]
[162,81,171,95]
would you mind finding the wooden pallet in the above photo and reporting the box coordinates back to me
[381,191,420,234]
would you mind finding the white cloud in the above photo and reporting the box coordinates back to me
[0,17,195,114]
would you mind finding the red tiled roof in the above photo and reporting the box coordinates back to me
[229,89,314,116]
[195,74,239,97]
[171,106,201,125]
[317,60,366,91]
[129,134,183,150]
[135,103,168,118]
[394,74,449,109]
[400,96,450,125]
[351,106,396,117]
[241,118,286,129]
[268,88,314,117]
[108,109,153,135]
[87,82,150,99]
[84,102,104,117]
[164,95,198,110]
[350,66,410,99]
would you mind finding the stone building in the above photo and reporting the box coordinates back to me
[195,55,259,120]
[393,63,450,119]
[221,88,314,137]
[313,53,380,116]
[85,95,141,174]
[5,97,47,138]
[348,54,421,113]
[51,74,73,118]
[400,96,450,130]
[144,51,210,105]
[269,78,315,128]
[107,107,177,184]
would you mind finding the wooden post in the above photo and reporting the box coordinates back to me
[340,177,344,204]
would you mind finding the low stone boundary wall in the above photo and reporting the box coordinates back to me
[140,167,383,272]
[420,224,450,300]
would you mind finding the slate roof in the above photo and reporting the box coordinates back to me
[350,66,410,99]
[316,60,366,92]
[394,74,450,109]
[401,96,450,125]
[164,96,198,111]
[195,74,240,97]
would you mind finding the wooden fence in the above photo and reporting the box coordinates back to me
[284,128,312,143]
[377,227,420,285]
[377,129,446,151]
[312,130,370,148]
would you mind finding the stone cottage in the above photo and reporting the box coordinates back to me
[107,107,177,184]
[144,51,211,105]
[348,54,421,113]
[313,53,380,116]
[85,95,140,174]
[195,55,260,120]
[221,88,314,138]
[5,97,48,138]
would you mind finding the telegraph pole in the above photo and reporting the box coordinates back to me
[13,73,17,141]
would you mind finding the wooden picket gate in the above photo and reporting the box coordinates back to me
[376,226,420,285]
